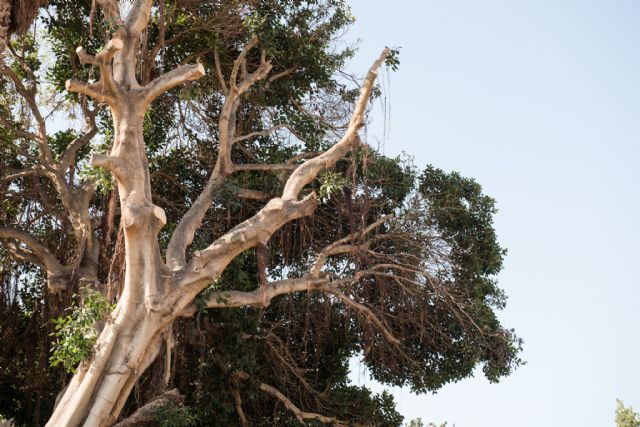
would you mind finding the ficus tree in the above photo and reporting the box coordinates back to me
[0,1,522,426]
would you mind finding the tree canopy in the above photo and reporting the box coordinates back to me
[0,1,522,425]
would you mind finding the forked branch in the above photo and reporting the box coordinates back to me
[174,49,389,283]
[166,36,275,269]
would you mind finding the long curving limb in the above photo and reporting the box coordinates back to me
[166,36,274,270]
[141,63,205,107]
[236,370,355,426]
[0,227,71,292]
[173,48,390,295]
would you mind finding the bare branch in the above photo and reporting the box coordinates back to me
[174,194,317,300]
[75,46,96,65]
[328,288,401,345]
[232,163,299,172]
[282,48,389,200]
[232,124,294,143]
[214,47,228,95]
[142,63,205,106]
[124,0,153,36]
[0,65,51,161]
[0,227,70,292]
[237,188,270,200]
[179,277,329,316]
[310,214,393,278]
[166,174,225,270]
[264,66,297,89]
[236,371,351,426]
[230,35,258,91]
[59,110,98,173]
[65,79,113,104]
[0,167,45,182]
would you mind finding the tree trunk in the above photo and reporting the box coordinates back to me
[0,0,10,56]
[44,2,387,424]
[47,107,174,426]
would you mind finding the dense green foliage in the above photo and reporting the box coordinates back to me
[49,287,114,373]
[0,1,521,425]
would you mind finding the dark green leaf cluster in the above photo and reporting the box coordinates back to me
[49,287,114,373]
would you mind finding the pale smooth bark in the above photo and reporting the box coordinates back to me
[36,1,389,424]
[0,1,393,425]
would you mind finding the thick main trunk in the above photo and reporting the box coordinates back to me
[47,315,165,427]
[47,112,172,427]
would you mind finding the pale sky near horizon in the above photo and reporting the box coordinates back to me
[344,1,640,426]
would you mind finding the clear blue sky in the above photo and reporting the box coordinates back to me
[345,1,640,426]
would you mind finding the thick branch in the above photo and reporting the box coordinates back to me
[0,227,70,292]
[179,277,330,316]
[59,111,98,173]
[230,35,258,91]
[166,38,271,269]
[142,63,205,106]
[65,79,113,104]
[75,46,96,65]
[282,48,389,200]
[175,194,317,298]
[124,0,153,36]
